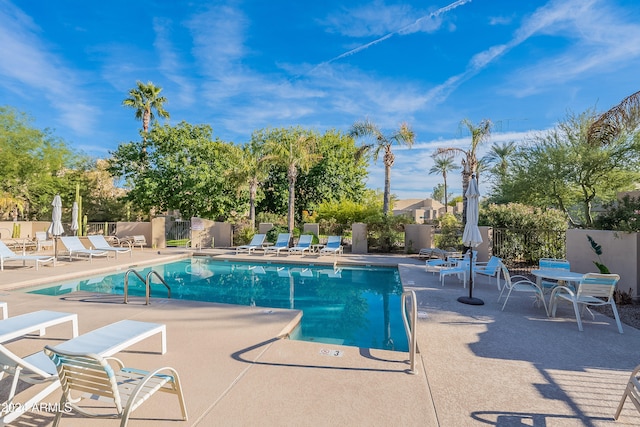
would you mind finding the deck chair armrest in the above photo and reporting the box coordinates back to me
[509,275,534,282]
[121,366,185,418]
[549,285,576,299]
[104,356,125,369]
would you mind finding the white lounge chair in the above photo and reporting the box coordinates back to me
[549,272,623,333]
[0,310,78,343]
[497,262,547,313]
[0,319,166,425]
[319,236,343,256]
[88,234,133,258]
[289,234,313,255]
[118,234,147,250]
[60,236,109,262]
[474,256,503,290]
[236,234,266,254]
[44,345,187,426]
[0,240,55,271]
[263,233,291,256]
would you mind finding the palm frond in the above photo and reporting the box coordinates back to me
[588,90,640,145]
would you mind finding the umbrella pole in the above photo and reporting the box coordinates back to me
[457,248,484,305]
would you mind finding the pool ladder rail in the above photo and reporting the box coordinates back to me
[123,269,171,305]
[401,290,418,374]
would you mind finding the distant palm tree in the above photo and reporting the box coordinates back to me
[587,90,640,145]
[428,154,460,213]
[349,119,415,215]
[263,131,320,233]
[122,81,170,141]
[484,141,516,179]
[230,142,269,230]
[436,118,491,223]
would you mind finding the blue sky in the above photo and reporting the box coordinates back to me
[1,0,639,199]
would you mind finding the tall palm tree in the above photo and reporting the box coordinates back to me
[349,119,415,215]
[229,142,268,230]
[122,81,170,141]
[263,130,320,233]
[428,154,460,213]
[436,118,491,223]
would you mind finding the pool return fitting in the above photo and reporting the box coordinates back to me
[123,269,171,305]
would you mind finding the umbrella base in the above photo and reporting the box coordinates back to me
[457,296,485,305]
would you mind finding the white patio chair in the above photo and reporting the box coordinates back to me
[497,262,547,313]
[439,260,468,287]
[615,363,640,420]
[35,231,54,251]
[474,256,503,290]
[538,258,572,293]
[44,346,187,427]
[549,272,623,333]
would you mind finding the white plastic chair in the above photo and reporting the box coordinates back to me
[474,256,503,290]
[549,272,623,333]
[319,236,343,256]
[497,262,547,313]
[88,235,133,258]
[60,236,109,263]
[289,234,313,255]
[44,346,187,426]
[538,258,572,293]
[0,240,55,271]
[615,363,640,420]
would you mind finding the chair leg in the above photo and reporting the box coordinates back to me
[501,289,513,311]
[615,366,640,419]
[609,301,624,334]
[571,300,584,331]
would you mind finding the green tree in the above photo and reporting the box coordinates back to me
[257,127,321,233]
[122,81,170,147]
[436,119,491,223]
[229,142,269,230]
[349,119,415,215]
[429,154,460,213]
[108,122,241,219]
[498,110,640,227]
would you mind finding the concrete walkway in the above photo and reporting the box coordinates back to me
[0,248,638,426]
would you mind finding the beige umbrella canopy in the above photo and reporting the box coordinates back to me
[459,174,484,306]
[47,194,64,258]
[71,202,79,236]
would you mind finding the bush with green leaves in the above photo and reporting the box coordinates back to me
[366,213,411,253]
[434,213,462,250]
[479,203,568,262]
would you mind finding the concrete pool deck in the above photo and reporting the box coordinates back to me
[0,248,639,426]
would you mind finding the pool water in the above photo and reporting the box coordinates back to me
[26,258,408,352]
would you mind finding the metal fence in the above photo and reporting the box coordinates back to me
[492,228,566,276]
[166,220,191,242]
[86,222,117,236]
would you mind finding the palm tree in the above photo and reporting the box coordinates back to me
[122,81,170,141]
[229,142,269,230]
[436,118,491,223]
[263,130,320,233]
[428,154,460,213]
[483,141,516,180]
[349,119,415,215]
[587,90,640,145]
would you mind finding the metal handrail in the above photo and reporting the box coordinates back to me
[123,269,145,304]
[145,270,171,305]
[401,290,418,374]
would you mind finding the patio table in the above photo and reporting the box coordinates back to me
[531,269,585,315]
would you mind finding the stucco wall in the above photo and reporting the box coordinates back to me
[404,224,434,254]
[566,229,639,297]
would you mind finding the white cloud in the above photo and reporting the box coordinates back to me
[0,1,96,135]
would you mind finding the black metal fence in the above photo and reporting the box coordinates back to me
[492,228,566,276]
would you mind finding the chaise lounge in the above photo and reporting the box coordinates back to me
[60,236,109,262]
[0,240,55,271]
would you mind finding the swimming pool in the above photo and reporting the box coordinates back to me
[25,258,408,352]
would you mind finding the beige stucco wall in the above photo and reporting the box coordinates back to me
[351,223,368,254]
[404,224,434,254]
[566,229,639,297]
[116,221,153,247]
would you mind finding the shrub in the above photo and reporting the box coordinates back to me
[434,213,462,250]
[593,195,640,232]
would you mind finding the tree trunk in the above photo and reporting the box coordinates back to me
[288,164,297,234]
[249,180,258,230]
[443,171,448,214]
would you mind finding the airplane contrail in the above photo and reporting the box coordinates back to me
[307,0,472,74]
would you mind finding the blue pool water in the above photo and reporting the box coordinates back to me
[25,258,408,352]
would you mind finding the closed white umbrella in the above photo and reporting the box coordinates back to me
[459,174,484,305]
[71,202,79,236]
[47,194,64,258]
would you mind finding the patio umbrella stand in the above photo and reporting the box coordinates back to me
[458,173,484,306]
